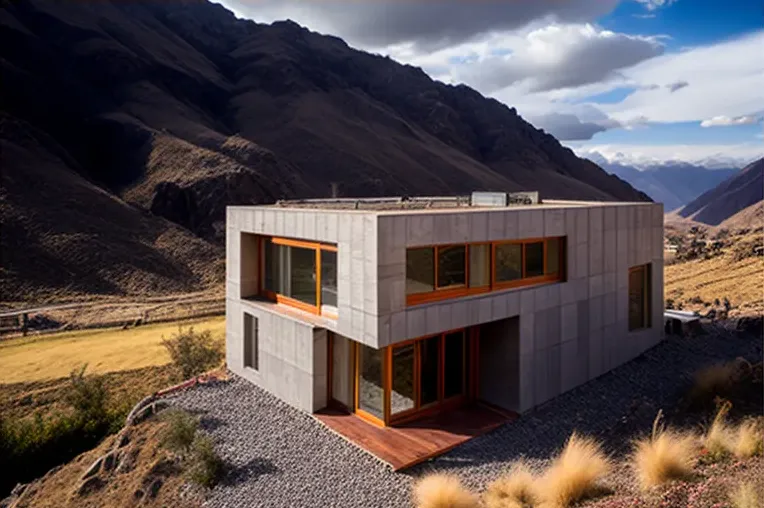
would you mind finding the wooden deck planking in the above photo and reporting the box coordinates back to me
[314,404,515,470]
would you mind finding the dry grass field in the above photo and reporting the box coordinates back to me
[0,317,225,384]
[665,254,764,316]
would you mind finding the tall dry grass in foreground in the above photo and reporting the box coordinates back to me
[535,433,611,507]
[483,462,537,508]
[702,402,763,461]
[733,419,763,459]
[730,482,760,508]
[413,474,479,508]
[703,401,735,461]
[631,411,698,490]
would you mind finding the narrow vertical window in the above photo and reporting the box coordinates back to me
[243,313,258,370]
[628,264,652,331]
[321,249,337,313]
[545,238,561,276]
[357,344,384,420]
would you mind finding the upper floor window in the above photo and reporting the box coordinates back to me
[628,264,652,331]
[261,237,337,317]
[406,237,566,305]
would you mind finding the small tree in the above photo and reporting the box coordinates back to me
[161,327,224,381]
[64,365,109,426]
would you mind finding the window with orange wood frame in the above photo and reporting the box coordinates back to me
[259,236,338,316]
[406,237,566,306]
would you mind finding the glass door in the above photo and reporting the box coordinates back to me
[443,330,467,399]
[419,335,441,407]
[390,343,416,417]
[355,328,473,426]
[356,343,384,424]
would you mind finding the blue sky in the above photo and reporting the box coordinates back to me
[601,0,764,48]
[224,0,763,167]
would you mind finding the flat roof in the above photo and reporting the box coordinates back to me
[228,196,653,214]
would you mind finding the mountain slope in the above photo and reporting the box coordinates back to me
[0,0,648,301]
[678,158,763,226]
[0,115,224,302]
[598,160,737,212]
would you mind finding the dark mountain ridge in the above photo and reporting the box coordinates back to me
[597,159,738,212]
[677,158,763,226]
[0,0,648,301]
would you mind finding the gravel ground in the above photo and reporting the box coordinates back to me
[163,324,761,507]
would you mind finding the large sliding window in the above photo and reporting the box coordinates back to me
[355,328,475,426]
[407,237,566,305]
[261,237,337,316]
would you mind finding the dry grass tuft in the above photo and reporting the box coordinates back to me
[703,401,735,461]
[632,411,698,490]
[413,474,480,508]
[535,433,611,507]
[483,462,538,508]
[730,482,761,508]
[690,361,745,406]
[733,419,763,459]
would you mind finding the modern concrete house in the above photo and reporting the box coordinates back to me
[226,194,664,430]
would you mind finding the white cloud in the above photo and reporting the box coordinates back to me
[529,113,608,140]
[446,24,664,94]
[634,0,678,11]
[221,0,618,50]
[218,0,761,165]
[600,32,764,124]
[700,114,762,127]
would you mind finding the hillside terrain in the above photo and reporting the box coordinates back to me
[664,208,763,316]
[598,159,737,212]
[677,158,763,225]
[0,0,648,303]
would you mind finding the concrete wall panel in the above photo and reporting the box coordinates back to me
[229,301,321,413]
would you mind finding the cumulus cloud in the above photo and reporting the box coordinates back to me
[450,24,664,93]
[224,0,619,50]
[700,114,762,127]
[528,112,609,140]
[601,31,764,124]
[666,80,688,92]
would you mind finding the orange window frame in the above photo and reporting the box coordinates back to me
[406,237,566,306]
[351,327,478,427]
[259,236,338,316]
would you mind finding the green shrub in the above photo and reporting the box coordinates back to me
[161,327,224,381]
[0,367,124,496]
[0,412,111,496]
[64,365,109,425]
[186,435,224,488]
[161,409,199,456]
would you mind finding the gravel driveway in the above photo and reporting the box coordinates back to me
[164,324,761,508]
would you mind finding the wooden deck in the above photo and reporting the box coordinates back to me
[314,404,516,470]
